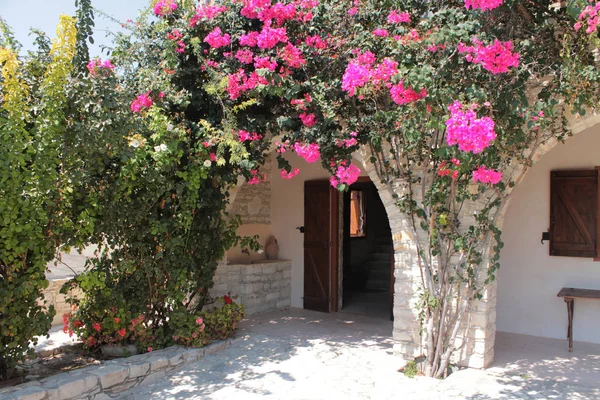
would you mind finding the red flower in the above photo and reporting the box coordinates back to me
[114,317,120,324]
[92,322,101,333]
[117,328,126,338]
[223,295,233,304]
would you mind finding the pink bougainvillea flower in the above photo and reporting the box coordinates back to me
[348,7,358,16]
[189,5,227,26]
[247,170,266,185]
[257,26,288,49]
[195,317,204,325]
[371,59,398,86]
[342,62,371,96]
[92,322,101,333]
[235,49,254,64]
[472,166,502,184]
[254,56,278,71]
[445,101,496,154]
[147,347,153,352]
[464,0,503,11]
[299,112,316,127]
[153,0,177,16]
[373,29,389,37]
[204,27,231,49]
[575,2,600,34]
[388,10,410,24]
[166,29,182,41]
[209,153,217,162]
[239,31,259,47]
[294,142,320,163]
[390,82,427,105]
[331,164,361,187]
[281,43,306,68]
[305,35,328,49]
[176,41,186,53]
[458,38,519,74]
[117,328,126,338]
[343,138,357,147]
[281,168,300,179]
[131,92,153,113]
[237,130,262,142]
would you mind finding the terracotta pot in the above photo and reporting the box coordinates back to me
[265,235,279,260]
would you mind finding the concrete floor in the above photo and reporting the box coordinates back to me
[116,309,600,399]
[340,289,391,319]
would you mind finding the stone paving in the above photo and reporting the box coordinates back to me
[117,309,600,400]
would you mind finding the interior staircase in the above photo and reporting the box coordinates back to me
[365,234,393,292]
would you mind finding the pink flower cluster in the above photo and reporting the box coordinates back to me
[336,131,358,148]
[227,69,269,99]
[458,39,519,74]
[248,169,267,185]
[472,166,502,185]
[153,0,177,16]
[237,130,263,142]
[131,92,153,113]
[390,82,427,105]
[388,10,410,24]
[281,43,306,68]
[445,101,496,154]
[239,0,317,24]
[574,2,600,34]
[463,0,503,11]
[299,112,316,127]
[281,168,300,179]
[205,27,231,49]
[373,29,389,37]
[294,142,320,163]
[167,29,185,53]
[189,5,227,26]
[235,49,254,64]
[305,35,327,49]
[330,164,361,187]
[86,59,114,75]
[254,56,278,71]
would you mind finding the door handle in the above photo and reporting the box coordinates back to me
[296,226,305,233]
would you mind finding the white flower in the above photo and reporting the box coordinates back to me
[203,160,212,167]
[159,143,168,151]
[257,249,264,254]
[154,145,161,152]
[129,139,140,148]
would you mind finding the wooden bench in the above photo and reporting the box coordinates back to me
[557,287,600,352]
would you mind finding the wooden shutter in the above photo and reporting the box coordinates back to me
[550,169,599,258]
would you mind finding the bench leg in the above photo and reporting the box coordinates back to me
[565,297,574,352]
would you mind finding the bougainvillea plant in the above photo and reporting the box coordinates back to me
[2,0,599,379]
[99,0,597,377]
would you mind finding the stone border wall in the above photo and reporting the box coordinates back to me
[0,340,237,400]
[211,260,292,315]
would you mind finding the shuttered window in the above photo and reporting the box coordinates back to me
[550,169,600,258]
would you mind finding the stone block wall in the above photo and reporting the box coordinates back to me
[228,157,272,224]
[43,279,81,327]
[211,260,292,315]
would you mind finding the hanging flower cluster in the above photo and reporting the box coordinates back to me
[330,164,361,187]
[293,142,320,163]
[445,101,496,154]
[458,38,519,74]
[463,0,503,11]
[472,165,502,184]
[130,92,154,113]
[574,2,600,34]
[153,0,177,17]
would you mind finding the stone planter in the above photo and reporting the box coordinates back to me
[101,344,139,358]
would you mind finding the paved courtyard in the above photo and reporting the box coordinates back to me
[118,309,600,400]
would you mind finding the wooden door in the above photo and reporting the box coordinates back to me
[304,180,339,312]
[550,170,598,258]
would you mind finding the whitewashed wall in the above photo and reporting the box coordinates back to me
[497,124,600,344]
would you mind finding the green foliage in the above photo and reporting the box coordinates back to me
[0,16,78,379]
[403,360,418,378]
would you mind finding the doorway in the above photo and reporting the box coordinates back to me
[303,178,393,319]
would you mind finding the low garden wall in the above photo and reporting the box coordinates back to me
[211,260,292,315]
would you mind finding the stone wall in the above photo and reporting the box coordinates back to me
[211,260,292,315]
[228,157,272,224]
[43,279,81,327]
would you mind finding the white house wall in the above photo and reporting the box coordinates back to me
[497,123,600,344]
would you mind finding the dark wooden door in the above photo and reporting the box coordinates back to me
[304,180,338,312]
[550,170,598,258]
